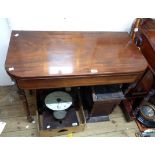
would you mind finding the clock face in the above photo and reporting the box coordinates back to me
[141,105,155,118]
[45,91,72,111]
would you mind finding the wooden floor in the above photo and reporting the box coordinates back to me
[0,85,139,137]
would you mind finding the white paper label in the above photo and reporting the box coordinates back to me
[14,33,19,37]
[8,67,14,71]
[91,69,98,74]
[0,121,6,134]
[134,28,139,32]
[46,125,51,129]
[72,122,78,127]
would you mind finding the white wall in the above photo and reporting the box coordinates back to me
[8,18,134,32]
[0,19,13,86]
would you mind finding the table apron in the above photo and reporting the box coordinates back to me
[16,73,142,89]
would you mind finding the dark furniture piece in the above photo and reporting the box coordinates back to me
[135,19,155,74]
[81,85,124,117]
[5,31,147,122]
[126,18,155,97]
[133,19,155,131]
[121,19,155,135]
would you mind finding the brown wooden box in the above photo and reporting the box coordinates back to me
[81,85,125,117]
[36,92,86,137]
[91,85,125,116]
[90,99,121,116]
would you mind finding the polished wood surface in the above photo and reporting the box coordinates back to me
[5,31,148,121]
[140,19,155,51]
[6,31,147,79]
[136,19,155,73]
[130,18,142,41]
[17,73,142,89]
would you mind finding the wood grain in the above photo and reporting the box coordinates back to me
[5,31,148,120]
[88,129,138,137]
[6,31,147,79]
[0,104,36,118]
[1,129,38,137]
[136,19,155,73]
[17,73,142,89]
[68,117,138,137]
[0,116,37,133]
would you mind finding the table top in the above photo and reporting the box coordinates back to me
[5,31,147,79]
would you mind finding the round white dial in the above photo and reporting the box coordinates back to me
[45,91,72,111]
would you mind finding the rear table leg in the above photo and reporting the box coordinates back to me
[18,88,34,122]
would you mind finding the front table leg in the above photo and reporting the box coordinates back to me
[18,88,34,122]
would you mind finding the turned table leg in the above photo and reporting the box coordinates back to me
[18,88,34,122]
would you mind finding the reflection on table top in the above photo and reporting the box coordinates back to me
[6,31,147,78]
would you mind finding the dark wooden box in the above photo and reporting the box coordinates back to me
[81,85,125,117]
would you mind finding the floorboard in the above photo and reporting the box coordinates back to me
[0,85,139,137]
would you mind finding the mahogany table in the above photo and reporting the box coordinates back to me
[5,31,148,122]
